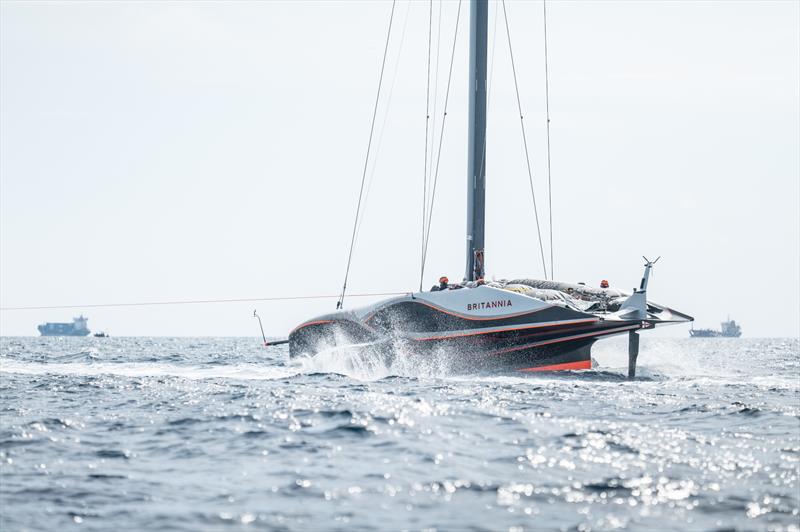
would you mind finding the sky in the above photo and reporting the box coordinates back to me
[1,0,798,338]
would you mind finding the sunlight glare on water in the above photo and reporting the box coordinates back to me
[1,336,798,531]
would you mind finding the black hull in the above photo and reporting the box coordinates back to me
[284,282,690,374]
[289,317,638,373]
[393,337,597,374]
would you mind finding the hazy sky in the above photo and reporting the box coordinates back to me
[1,0,798,338]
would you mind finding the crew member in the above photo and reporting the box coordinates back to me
[600,279,609,288]
[431,276,449,291]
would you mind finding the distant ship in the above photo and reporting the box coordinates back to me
[690,318,742,338]
[37,315,90,337]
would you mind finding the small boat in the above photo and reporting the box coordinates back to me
[289,0,693,377]
[93,331,109,338]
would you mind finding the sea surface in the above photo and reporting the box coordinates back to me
[0,336,798,531]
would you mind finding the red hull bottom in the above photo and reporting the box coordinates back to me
[519,360,593,372]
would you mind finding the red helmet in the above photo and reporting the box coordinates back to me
[439,276,449,284]
[600,279,609,288]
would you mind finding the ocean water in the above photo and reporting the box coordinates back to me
[0,336,798,531]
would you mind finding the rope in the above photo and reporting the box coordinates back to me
[421,0,445,289]
[420,0,433,291]
[0,292,409,312]
[543,0,554,280]
[501,0,548,280]
[337,0,397,310]
[354,0,411,244]
[428,0,443,194]
[420,0,463,285]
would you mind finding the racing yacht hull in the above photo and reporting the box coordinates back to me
[289,285,667,373]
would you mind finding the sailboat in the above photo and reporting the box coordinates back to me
[289,0,692,377]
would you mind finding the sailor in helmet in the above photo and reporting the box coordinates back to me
[431,276,449,292]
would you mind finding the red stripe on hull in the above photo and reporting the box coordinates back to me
[290,320,334,335]
[519,360,592,372]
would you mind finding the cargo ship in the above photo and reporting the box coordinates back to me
[37,316,91,337]
[690,318,742,338]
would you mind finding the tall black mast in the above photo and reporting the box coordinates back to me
[465,0,488,282]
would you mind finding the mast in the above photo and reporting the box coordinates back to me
[465,0,489,282]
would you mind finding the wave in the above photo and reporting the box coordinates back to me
[3,337,797,389]
[0,358,298,381]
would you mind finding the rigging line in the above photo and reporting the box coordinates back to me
[427,0,444,198]
[337,0,397,310]
[354,0,411,243]
[501,0,548,280]
[420,0,434,292]
[420,0,463,285]
[0,292,409,312]
[476,0,502,200]
[543,0,554,280]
